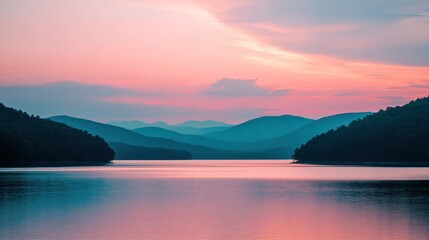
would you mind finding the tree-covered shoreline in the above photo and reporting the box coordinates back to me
[0,103,114,166]
[293,96,429,164]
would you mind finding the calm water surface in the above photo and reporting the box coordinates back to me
[1,160,429,240]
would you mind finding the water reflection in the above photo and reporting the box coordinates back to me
[1,161,429,240]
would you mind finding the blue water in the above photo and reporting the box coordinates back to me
[1,160,429,240]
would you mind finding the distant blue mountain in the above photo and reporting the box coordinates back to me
[176,120,231,128]
[50,116,228,158]
[252,112,372,150]
[107,120,169,130]
[109,120,231,135]
[205,115,314,142]
[49,116,282,159]
[133,126,248,150]
[108,142,191,160]
[166,126,231,135]
[48,111,375,160]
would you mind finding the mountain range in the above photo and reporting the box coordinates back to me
[108,120,231,135]
[250,112,372,150]
[3,96,426,164]
[133,126,248,150]
[50,116,227,159]
[109,142,191,160]
[49,111,371,159]
[205,115,314,142]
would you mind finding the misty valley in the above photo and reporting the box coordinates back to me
[1,96,428,166]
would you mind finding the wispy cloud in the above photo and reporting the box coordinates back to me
[0,81,269,123]
[0,81,181,119]
[334,91,363,97]
[387,79,429,90]
[409,84,429,89]
[378,95,411,105]
[204,78,292,97]
[195,0,429,66]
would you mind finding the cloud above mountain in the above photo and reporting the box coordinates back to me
[0,0,428,122]
[0,81,267,123]
[204,78,292,97]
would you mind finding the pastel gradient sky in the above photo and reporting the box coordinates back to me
[1,0,428,123]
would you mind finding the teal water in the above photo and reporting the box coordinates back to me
[1,160,429,240]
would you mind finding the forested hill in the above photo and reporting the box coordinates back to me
[293,96,429,164]
[0,103,114,165]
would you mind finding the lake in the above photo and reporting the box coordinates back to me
[1,160,429,240]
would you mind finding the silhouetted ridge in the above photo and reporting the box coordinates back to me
[109,142,191,160]
[176,120,231,128]
[133,126,249,150]
[0,103,114,165]
[108,120,231,135]
[293,96,429,164]
[50,115,258,159]
[206,115,313,142]
[251,112,371,152]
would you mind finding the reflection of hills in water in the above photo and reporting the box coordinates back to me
[1,162,429,240]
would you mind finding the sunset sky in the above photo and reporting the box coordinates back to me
[1,0,428,123]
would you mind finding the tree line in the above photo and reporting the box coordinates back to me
[0,103,114,164]
[293,96,429,163]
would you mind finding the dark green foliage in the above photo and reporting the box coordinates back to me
[293,96,429,163]
[109,142,192,160]
[0,103,114,164]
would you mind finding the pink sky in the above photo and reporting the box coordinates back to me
[0,0,428,123]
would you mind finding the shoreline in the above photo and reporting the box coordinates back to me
[292,160,429,167]
[0,161,112,168]
[2,159,429,168]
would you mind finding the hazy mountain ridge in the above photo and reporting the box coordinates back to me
[3,99,422,162]
[108,120,170,130]
[176,120,231,128]
[164,126,230,135]
[109,142,192,160]
[50,116,232,159]
[252,112,372,151]
[109,120,231,135]
[50,116,283,159]
[205,115,314,142]
[133,126,249,150]
[110,112,373,158]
